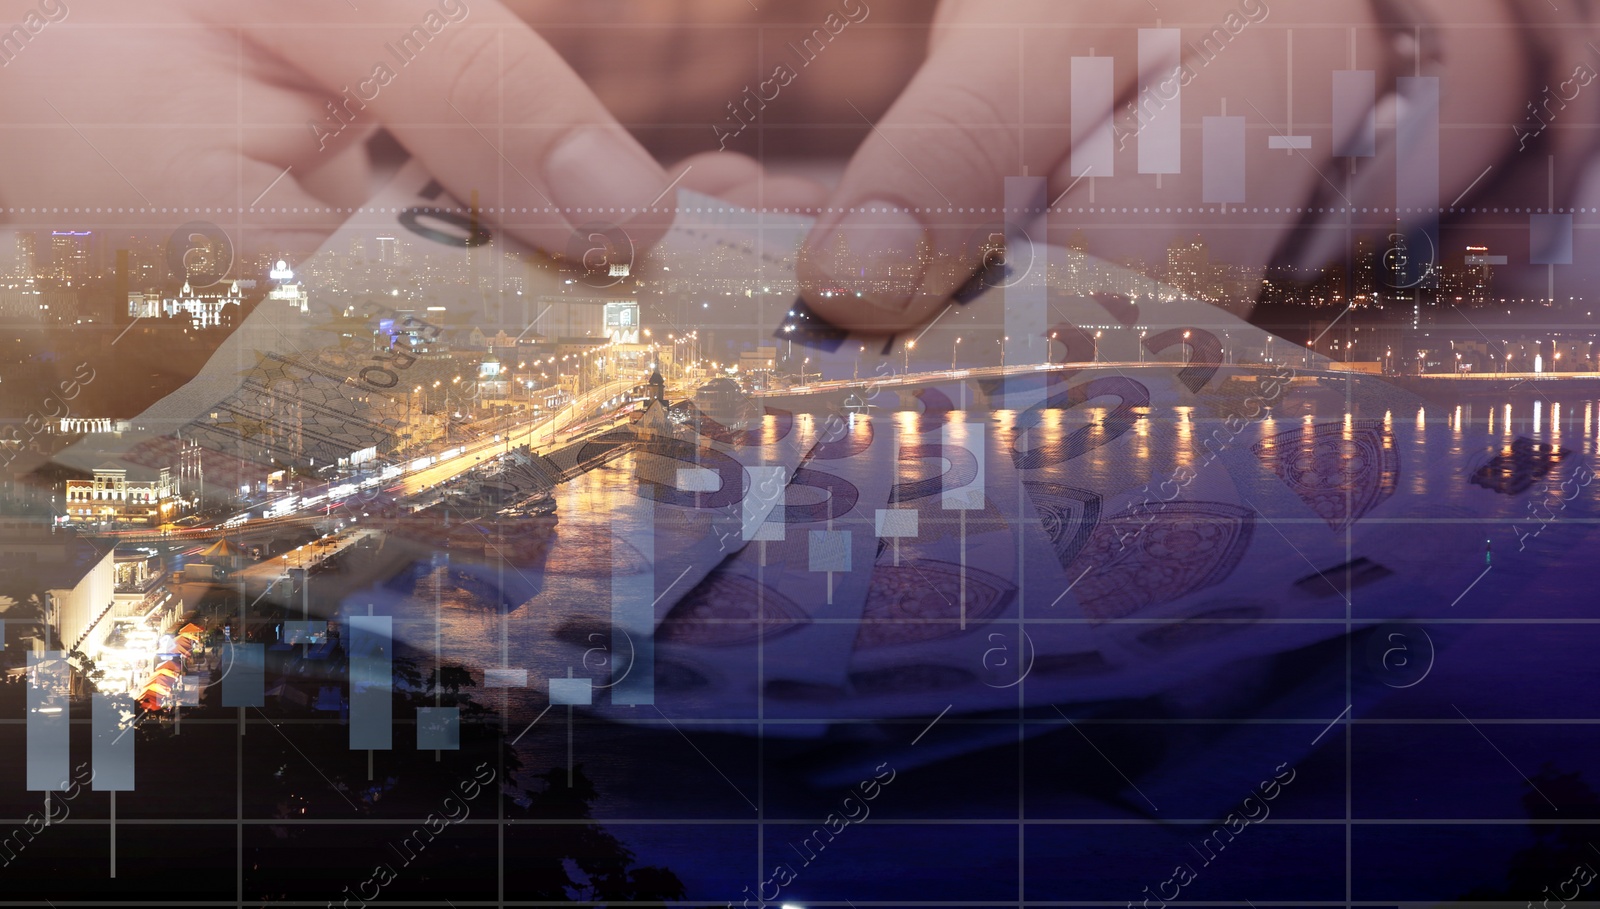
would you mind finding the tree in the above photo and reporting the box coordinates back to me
[1459,763,1600,900]
[428,665,475,695]
[509,766,688,904]
[0,581,48,653]
[65,647,106,696]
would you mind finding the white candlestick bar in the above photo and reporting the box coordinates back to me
[1071,56,1115,179]
[1137,28,1183,175]
[1203,116,1247,203]
[1332,70,1376,157]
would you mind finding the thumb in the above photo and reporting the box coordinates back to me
[796,5,1074,333]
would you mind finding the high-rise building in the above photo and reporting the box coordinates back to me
[1463,245,1495,305]
[51,230,92,284]
[117,234,166,291]
[14,231,35,281]
[1351,236,1378,303]
[1164,234,1211,300]
[375,236,397,266]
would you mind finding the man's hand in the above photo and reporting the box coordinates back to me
[0,0,674,259]
[794,0,1528,333]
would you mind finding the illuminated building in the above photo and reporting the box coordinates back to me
[604,300,641,343]
[50,230,91,285]
[14,230,35,280]
[0,287,76,323]
[45,544,115,661]
[267,259,309,313]
[738,346,777,389]
[0,522,117,667]
[478,353,509,399]
[64,466,183,525]
[1164,234,1213,300]
[1463,246,1496,304]
[127,280,244,329]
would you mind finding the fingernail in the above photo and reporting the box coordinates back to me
[807,200,928,313]
[544,128,666,216]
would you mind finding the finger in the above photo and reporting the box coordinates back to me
[294,136,379,210]
[672,151,765,198]
[797,2,1077,333]
[226,156,356,261]
[717,175,830,212]
[798,0,1392,333]
[228,0,673,256]
[672,152,831,211]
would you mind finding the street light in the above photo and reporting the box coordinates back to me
[1182,330,1191,366]
[997,335,1009,370]
[952,337,962,370]
[904,339,915,373]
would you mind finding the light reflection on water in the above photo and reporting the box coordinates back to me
[370,390,1600,792]
[388,390,1600,631]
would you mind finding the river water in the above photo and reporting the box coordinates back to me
[335,381,1600,902]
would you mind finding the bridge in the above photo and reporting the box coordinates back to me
[752,360,1600,413]
[754,361,1311,412]
[91,359,1600,550]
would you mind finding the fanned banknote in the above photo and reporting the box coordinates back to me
[53,159,1591,749]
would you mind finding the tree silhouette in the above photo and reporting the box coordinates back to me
[65,646,106,695]
[176,651,694,903]
[509,765,687,904]
[0,579,48,654]
[427,664,475,697]
[1460,763,1600,900]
